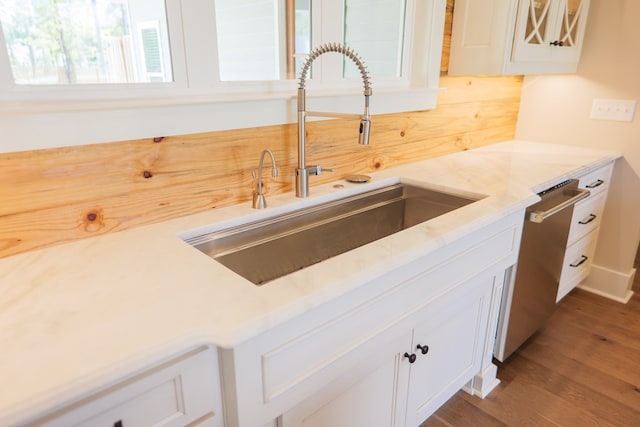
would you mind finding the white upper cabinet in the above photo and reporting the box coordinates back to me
[448,0,591,75]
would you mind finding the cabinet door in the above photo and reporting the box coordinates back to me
[550,0,591,62]
[512,0,558,62]
[279,331,411,427]
[512,0,589,63]
[405,276,493,426]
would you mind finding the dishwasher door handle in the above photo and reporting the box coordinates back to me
[528,188,590,223]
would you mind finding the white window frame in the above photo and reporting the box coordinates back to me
[0,0,445,152]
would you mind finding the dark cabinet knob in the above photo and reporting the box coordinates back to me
[550,40,564,46]
[404,352,417,363]
[417,344,429,355]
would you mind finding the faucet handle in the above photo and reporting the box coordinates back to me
[320,166,334,173]
[308,165,335,176]
[251,169,260,189]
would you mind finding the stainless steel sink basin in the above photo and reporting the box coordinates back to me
[184,183,479,285]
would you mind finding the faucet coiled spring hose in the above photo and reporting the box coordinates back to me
[295,42,372,197]
[297,42,372,93]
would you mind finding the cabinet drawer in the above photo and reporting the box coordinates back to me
[578,163,613,196]
[34,347,220,427]
[567,191,606,244]
[557,231,598,302]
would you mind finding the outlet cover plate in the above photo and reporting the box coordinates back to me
[590,98,637,122]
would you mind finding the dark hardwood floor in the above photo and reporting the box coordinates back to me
[424,251,640,426]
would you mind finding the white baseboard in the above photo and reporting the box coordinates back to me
[578,264,636,303]
[463,363,500,398]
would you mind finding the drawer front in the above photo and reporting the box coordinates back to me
[36,348,220,427]
[557,231,599,302]
[578,163,613,196]
[568,191,606,244]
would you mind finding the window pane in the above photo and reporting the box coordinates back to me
[292,0,310,77]
[215,0,280,81]
[343,0,406,78]
[214,0,311,81]
[0,0,172,85]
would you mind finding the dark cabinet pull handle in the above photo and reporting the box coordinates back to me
[570,255,588,268]
[417,344,429,355]
[578,214,597,225]
[586,179,604,189]
[550,40,564,46]
[404,352,417,364]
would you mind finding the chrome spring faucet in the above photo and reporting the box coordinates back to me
[252,149,278,209]
[296,42,372,198]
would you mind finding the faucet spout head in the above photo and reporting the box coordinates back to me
[358,117,371,145]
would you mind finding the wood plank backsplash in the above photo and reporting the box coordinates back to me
[0,0,524,257]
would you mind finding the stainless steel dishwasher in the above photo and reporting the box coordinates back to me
[495,179,590,361]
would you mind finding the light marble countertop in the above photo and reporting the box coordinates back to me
[0,140,621,425]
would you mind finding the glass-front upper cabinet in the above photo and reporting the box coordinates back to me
[557,0,587,49]
[512,0,590,64]
[448,0,591,75]
[522,0,553,47]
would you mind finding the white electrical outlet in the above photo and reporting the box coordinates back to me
[590,98,637,122]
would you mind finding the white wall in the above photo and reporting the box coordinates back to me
[516,0,640,300]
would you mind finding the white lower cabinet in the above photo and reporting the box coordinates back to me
[30,347,222,427]
[279,272,495,427]
[556,161,614,301]
[220,211,524,427]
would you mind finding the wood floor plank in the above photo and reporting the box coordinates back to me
[420,414,452,427]
[456,380,567,426]
[562,290,640,332]
[503,352,640,426]
[531,327,640,384]
[420,393,507,427]
[517,339,640,418]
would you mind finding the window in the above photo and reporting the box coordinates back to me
[0,0,445,151]
[213,0,408,82]
[344,0,407,79]
[214,0,281,81]
[0,0,172,85]
[213,0,311,82]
